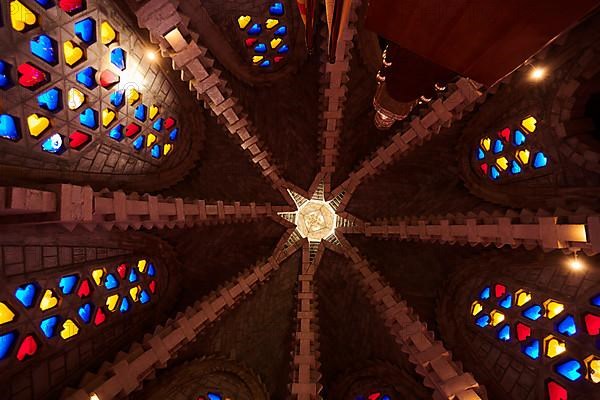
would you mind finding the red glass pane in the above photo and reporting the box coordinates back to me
[494,284,506,298]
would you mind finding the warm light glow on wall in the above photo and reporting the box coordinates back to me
[529,66,547,81]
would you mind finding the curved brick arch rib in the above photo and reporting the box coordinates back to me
[0,227,181,400]
[289,240,326,399]
[437,252,600,400]
[335,234,488,400]
[329,77,485,208]
[63,242,303,400]
[345,209,599,256]
[0,185,292,231]
[135,0,297,206]
[317,0,361,196]
[0,0,203,193]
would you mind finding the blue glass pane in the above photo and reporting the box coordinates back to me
[254,43,267,53]
[592,294,600,307]
[169,128,179,141]
[133,135,144,150]
[269,2,284,15]
[513,129,526,146]
[139,290,151,304]
[35,0,54,7]
[479,286,491,300]
[555,359,583,381]
[110,48,126,71]
[109,124,124,141]
[59,275,78,295]
[556,315,577,337]
[0,60,12,89]
[207,394,222,400]
[153,118,163,131]
[105,273,119,290]
[0,114,20,141]
[110,90,125,108]
[489,165,500,180]
[74,18,96,44]
[523,304,543,321]
[533,152,548,168]
[492,139,504,154]
[277,44,289,54]
[40,316,59,338]
[475,314,490,328]
[147,263,156,277]
[510,160,522,175]
[522,339,540,359]
[0,331,17,360]
[42,133,65,154]
[476,147,485,160]
[247,23,262,35]
[135,104,147,121]
[38,88,60,112]
[119,297,130,313]
[274,25,287,36]
[79,108,98,129]
[497,324,510,341]
[499,294,512,309]
[76,67,96,89]
[128,269,138,283]
[151,144,161,159]
[15,283,38,308]
[259,60,271,68]
[30,34,57,64]
[78,303,93,324]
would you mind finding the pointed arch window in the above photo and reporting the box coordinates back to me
[473,116,550,181]
[0,258,159,362]
[470,283,599,399]
[0,0,180,162]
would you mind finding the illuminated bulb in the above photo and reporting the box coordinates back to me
[146,50,157,61]
[530,67,546,81]
[569,253,584,271]
[90,394,100,400]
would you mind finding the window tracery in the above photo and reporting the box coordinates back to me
[470,283,599,399]
[474,115,549,181]
[0,0,180,162]
[0,258,158,362]
[236,2,289,69]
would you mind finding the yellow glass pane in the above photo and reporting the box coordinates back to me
[60,319,79,340]
[0,302,16,325]
[471,301,483,316]
[270,38,282,49]
[516,149,530,165]
[127,88,140,105]
[543,299,564,319]
[10,0,37,32]
[137,259,147,273]
[544,335,566,358]
[102,109,116,127]
[92,269,104,286]
[146,133,157,147]
[106,294,119,312]
[130,286,140,302]
[63,40,84,67]
[496,157,509,171]
[68,88,85,110]
[149,105,159,120]
[490,310,505,326]
[521,116,537,133]
[584,355,600,383]
[27,114,50,137]
[515,289,532,307]
[237,15,251,29]
[164,143,173,155]
[100,21,117,45]
[39,289,59,311]
[252,56,264,64]
[480,137,491,151]
[266,18,279,29]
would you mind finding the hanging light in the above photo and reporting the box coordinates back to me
[529,66,547,81]
[568,251,583,271]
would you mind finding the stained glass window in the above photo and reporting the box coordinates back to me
[0,258,158,362]
[197,393,231,400]
[470,283,600,398]
[474,116,550,181]
[355,393,392,400]
[236,2,289,69]
[0,0,180,162]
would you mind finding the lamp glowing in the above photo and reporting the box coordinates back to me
[569,253,583,271]
[89,394,100,400]
[530,66,546,81]
[146,50,157,62]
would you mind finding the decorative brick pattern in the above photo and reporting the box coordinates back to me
[349,209,599,255]
[317,0,360,196]
[290,242,323,399]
